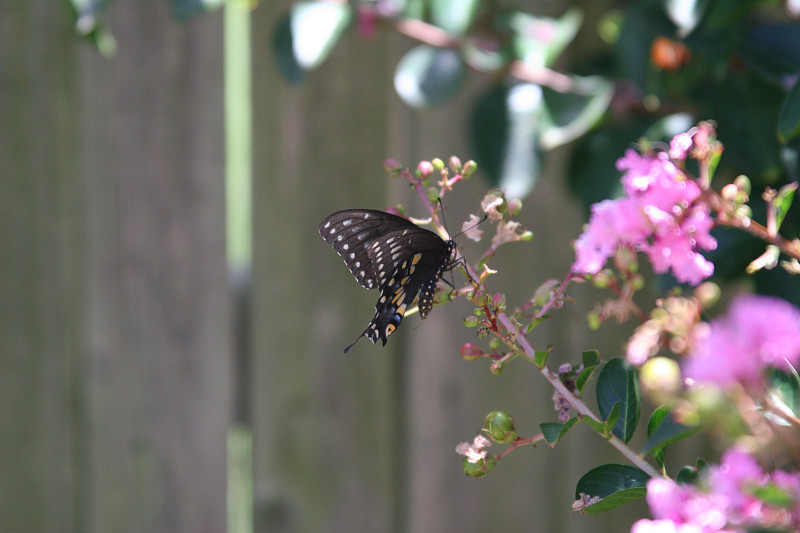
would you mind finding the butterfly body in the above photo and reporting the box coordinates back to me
[319,209,456,352]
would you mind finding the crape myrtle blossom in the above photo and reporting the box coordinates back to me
[573,133,717,285]
[683,294,800,387]
[632,448,800,533]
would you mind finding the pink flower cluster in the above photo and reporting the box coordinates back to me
[573,133,717,285]
[683,294,800,387]
[633,448,800,533]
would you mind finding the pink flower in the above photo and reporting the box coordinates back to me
[684,294,800,386]
[635,448,800,533]
[573,132,716,285]
[670,132,695,160]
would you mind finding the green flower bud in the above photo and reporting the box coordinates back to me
[460,343,484,361]
[449,155,462,171]
[463,160,478,176]
[463,316,480,328]
[431,158,445,171]
[733,174,751,195]
[483,411,517,443]
[462,455,497,477]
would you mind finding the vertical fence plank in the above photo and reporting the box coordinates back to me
[78,4,233,532]
[0,3,86,531]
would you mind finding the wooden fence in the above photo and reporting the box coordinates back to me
[1,1,689,531]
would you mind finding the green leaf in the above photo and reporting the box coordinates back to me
[429,0,480,36]
[585,402,620,438]
[539,76,613,150]
[393,45,465,108]
[643,410,699,460]
[676,459,707,486]
[540,417,578,446]
[576,352,601,395]
[575,464,650,515]
[582,351,600,367]
[169,0,223,20]
[525,315,550,334]
[773,182,797,230]
[273,13,305,83]
[469,82,543,198]
[290,1,352,71]
[596,358,641,443]
[646,406,671,469]
[778,82,800,143]
[767,368,800,419]
[534,345,553,368]
[502,8,583,68]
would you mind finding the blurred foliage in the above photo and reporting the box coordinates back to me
[72,0,800,299]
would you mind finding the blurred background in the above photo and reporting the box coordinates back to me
[4,0,800,531]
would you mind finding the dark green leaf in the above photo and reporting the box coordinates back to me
[169,0,222,20]
[676,465,699,485]
[576,365,598,396]
[429,0,480,36]
[646,405,671,469]
[740,23,800,86]
[643,409,699,458]
[778,82,800,143]
[575,464,650,515]
[272,13,305,84]
[585,402,620,438]
[767,368,800,418]
[393,46,465,108]
[582,351,600,367]
[469,82,543,198]
[676,459,707,486]
[540,417,578,446]
[596,358,641,443]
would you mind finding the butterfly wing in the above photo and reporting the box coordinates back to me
[319,209,416,289]
[347,230,453,351]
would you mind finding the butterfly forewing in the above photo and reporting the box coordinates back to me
[319,209,417,289]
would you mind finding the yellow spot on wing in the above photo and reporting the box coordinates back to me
[385,324,396,335]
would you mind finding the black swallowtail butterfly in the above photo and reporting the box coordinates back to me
[319,209,458,352]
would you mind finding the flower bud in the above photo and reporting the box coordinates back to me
[462,455,497,477]
[587,311,601,330]
[463,315,480,328]
[462,160,478,176]
[591,270,613,289]
[431,158,444,171]
[449,155,462,171]
[460,343,484,361]
[640,357,682,398]
[417,160,434,177]
[694,282,719,309]
[492,292,506,308]
[733,174,751,196]
[489,361,503,375]
[507,198,522,216]
[483,411,517,443]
